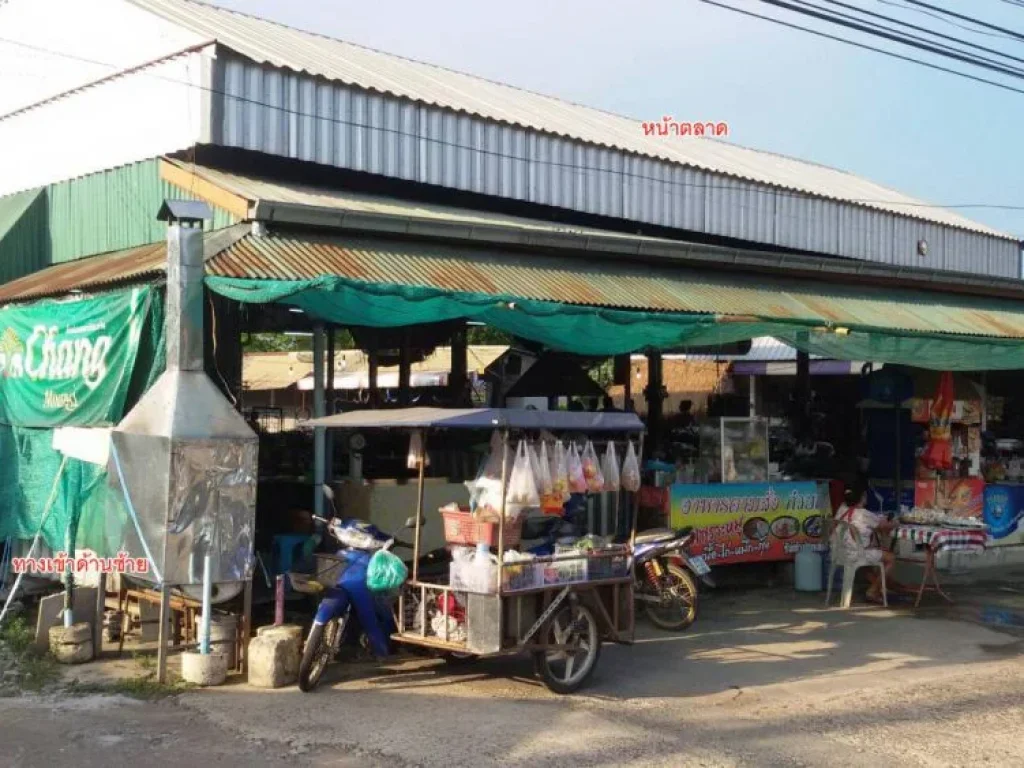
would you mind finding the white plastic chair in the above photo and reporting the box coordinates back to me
[825,519,887,608]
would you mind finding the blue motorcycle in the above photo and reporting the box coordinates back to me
[293,489,434,692]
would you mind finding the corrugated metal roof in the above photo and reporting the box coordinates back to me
[206,231,1024,339]
[0,223,248,303]
[682,336,810,362]
[132,0,1014,240]
[161,160,658,241]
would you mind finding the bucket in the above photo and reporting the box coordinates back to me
[794,547,823,592]
[199,612,238,669]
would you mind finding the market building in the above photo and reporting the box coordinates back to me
[3,0,1024,683]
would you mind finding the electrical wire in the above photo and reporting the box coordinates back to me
[700,1,1024,97]
[759,0,1024,80]
[876,0,1023,40]
[898,0,1024,42]
[2,33,1024,215]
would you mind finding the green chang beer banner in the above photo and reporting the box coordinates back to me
[0,286,155,427]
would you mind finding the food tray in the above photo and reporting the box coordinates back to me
[541,556,588,586]
[441,509,522,548]
[502,561,541,592]
[587,550,630,580]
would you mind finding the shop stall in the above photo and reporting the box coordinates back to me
[301,407,645,694]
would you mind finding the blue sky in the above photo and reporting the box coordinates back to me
[210,0,1024,238]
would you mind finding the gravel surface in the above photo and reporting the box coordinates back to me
[3,590,1022,767]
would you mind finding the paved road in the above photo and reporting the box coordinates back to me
[4,590,1023,767]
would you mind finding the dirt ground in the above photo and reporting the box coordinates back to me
[3,585,1024,768]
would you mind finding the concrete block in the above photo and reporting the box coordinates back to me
[247,625,301,688]
[139,599,173,643]
[35,589,98,650]
[49,623,94,664]
[181,651,228,687]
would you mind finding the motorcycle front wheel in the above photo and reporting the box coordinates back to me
[643,562,699,631]
[298,617,342,692]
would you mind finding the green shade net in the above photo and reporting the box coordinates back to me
[0,288,165,555]
[206,275,1024,370]
[206,276,773,355]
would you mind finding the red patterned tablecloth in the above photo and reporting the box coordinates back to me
[895,524,987,552]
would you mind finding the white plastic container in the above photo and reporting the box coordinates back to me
[794,547,823,592]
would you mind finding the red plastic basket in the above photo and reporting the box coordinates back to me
[441,509,522,548]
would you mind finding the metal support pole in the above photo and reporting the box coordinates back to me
[241,577,253,675]
[156,583,170,684]
[449,323,468,406]
[411,431,427,583]
[313,323,326,519]
[200,555,213,654]
[749,374,757,418]
[274,575,285,626]
[795,343,810,441]
[368,332,380,408]
[645,351,664,455]
[326,327,336,482]
[398,328,412,407]
[63,515,76,628]
[94,573,106,657]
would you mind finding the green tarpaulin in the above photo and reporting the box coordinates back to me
[0,287,165,553]
[206,275,1024,370]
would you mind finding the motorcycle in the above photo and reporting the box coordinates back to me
[520,515,713,632]
[632,527,714,631]
[291,487,444,692]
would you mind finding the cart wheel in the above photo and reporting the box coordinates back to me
[643,563,698,631]
[533,602,601,695]
[298,617,342,692]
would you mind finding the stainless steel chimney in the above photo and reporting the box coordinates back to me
[110,202,257,589]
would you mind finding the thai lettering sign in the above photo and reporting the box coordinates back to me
[670,481,827,565]
[0,286,154,427]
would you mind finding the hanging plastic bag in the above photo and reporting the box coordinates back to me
[506,440,540,510]
[567,442,587,494]
[550,440,570,501]
[469,431,507,516]
[366,549,409,592]
[602,441,621,492]
[581,440,605,493]
[538,442,563,514]
[621,440,641,492]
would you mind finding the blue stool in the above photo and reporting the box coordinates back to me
[272,534,311,577]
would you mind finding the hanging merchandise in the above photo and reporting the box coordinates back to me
[621,441,641,492]
[470,431,506,517]
[550,440,571,503]
[567,442,587,494]
[506,440,540,511]
[581,440,605,493]
[536,442,562,515]
[602,441,621,492]
[922,371,955,472]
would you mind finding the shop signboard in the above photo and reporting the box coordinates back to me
[0,286,154,428]
[670,481,827,565]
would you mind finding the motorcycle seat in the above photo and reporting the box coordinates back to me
[634,528,676,544]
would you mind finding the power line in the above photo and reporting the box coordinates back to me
[899,0,1024,42]
[700,1,1024,96]
[760,0,1024,80]
[876,0,1022,40]
[2,34,1024,218]
[817,0,1024,66]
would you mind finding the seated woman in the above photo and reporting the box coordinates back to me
[835,481,896,603]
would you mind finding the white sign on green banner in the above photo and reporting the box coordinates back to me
[0,286,155,427]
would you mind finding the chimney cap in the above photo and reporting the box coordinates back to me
[157,199,212,224]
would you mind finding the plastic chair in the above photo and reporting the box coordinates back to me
[825,519,887,608]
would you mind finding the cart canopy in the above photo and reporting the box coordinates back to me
[300,407,644,432]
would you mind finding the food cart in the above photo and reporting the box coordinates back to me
[303,407,645,694]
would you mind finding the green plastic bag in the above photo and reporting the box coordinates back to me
[366,549,409,593]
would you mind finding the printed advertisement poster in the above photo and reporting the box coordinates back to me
[914,478,985,518]
[670,482,826,565]
[983,485,1024,543]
